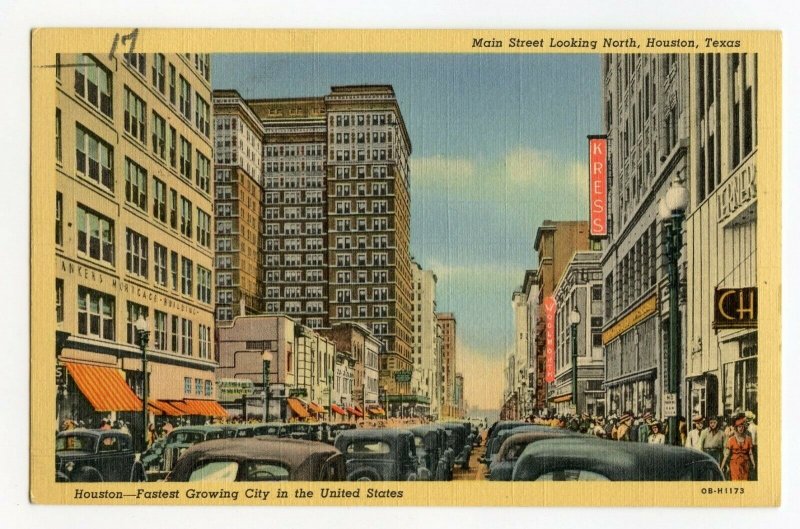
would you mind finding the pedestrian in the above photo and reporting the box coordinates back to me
[99,418,112,430]
[615,412,633,441]
[745,411,758,480]
[162,420,174,436]
[685,415,705,450]
[145,423,157,448]
[701,416,725,465]
[721,414,755,481]
[647,421,666,444]
[118,420,130,435]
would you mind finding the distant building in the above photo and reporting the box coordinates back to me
[436,312,457,417]
[411,262,440,418]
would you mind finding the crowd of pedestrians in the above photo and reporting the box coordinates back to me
[526,409,757,481]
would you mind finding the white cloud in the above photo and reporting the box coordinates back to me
[410,155,475,183]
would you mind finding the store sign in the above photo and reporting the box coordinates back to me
[217,378,255,401]
[714,287,757,329]
[717,154,756,225]
[662,393,677,417]
[602,295,657,345]
[588,136,608,238]
[544,296,556,383]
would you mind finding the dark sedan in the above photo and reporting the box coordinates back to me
[56,429,145,482]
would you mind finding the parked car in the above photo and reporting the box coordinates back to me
[410,425,451,481]
[438,422,472,469]
[488,429,579,481]
[141,425,234,479]
[283,422,331,443]
[511,437,725,481]
[165,437,345,481]
[484,420,529,452]
[56,429,145,482]
[334,429,425,481]
[481,424,548,466]
[251,422,289,437]
[327,423,357,444]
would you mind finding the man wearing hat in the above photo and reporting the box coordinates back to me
[685,415,705,450]
[647,420,666,444]
[638,412,654,443]
[701,416,725,465]
[615,412,633,441]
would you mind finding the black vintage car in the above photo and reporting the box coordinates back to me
[251,422,290,437]
[438,422,471,469]
[512,437,725,481]
[481,424,545,466]
[283,422,330,443]
[141,425,234,479]
[334,429,425,481]
[487,429,578,481]
[410,425,451,481]
[56,429,145,482]
[165,438,345,482]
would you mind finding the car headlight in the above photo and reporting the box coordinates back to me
[65,461,75,473]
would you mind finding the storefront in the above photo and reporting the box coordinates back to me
[721,332,758,418]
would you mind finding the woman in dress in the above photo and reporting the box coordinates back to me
[721,415,755,481]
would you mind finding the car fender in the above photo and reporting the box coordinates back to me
[73,466,103,482]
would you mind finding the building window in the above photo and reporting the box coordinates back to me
[124,52,146,76]
[55,192,63,246]
[75,124,114,192]
[180,197,192,238]
[55,108,62,162]
[195,94,210,137]
[180,137,192,180]
[196,152,210,194]
[56,279,64,323]
[77,205,114,265]
[204,380,213,397]
[152,53,165,93]
[196,209,211,248]
[77,286,115,340]
[126,301,149,345]
[179,76,192,120]
[168,63,176,104]
[124,158,147,211]
[184,377,191,395]
[170,314,179,352]
[123,87,147,143]
[181,257,193,296]
[152,178,167,223]
[197,266,211,304]
[181,318,193,356]
[74,54,112,117]
[168,126,177,168]
[199,324,211,359]
[125,229,148,278]
[169,189,178,229]
[195,378,202,395]
[151,112,166,159]
[154,310,167,350]
[153,243,167,287]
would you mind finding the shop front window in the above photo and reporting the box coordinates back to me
[723,355,758,418]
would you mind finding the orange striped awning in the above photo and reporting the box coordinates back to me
[64,362,142,412]
[307,401,325,414]
[551,394,573,404]
[331,404,346,416]
[287,398,309,418]
[183,399,228,417]
[149,400,183,416]
[368,406,386,416]
[346,406,363,418]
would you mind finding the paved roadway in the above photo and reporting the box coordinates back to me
[452,443,487,481]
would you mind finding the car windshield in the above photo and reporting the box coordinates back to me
[56,434,96,452]
[536,470,610,481]
[188,461,239,482]
[346,440,391,455]
[167,431,206,445]
[244,461,291,481]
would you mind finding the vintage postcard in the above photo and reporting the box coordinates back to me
[30,28,780,506]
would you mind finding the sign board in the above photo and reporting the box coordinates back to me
[544,296,556,383]
[714,287,757,329]
[394,370,412,383]
[588,135,608,238]
[217,378,255,401]
[662,393,677,417]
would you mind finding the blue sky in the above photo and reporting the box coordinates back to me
[213,53,601,408]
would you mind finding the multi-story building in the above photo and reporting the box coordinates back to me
[503,289,528,419]
[533,221,590,414]
[436,312,457,417]
[411,262,440,418]
[212,89,264,322]
[323,86,414,404]
[522,269,539,417]
[551,251,605,415]
[249,97,329,329]
[600,54,689,418]
[55,52,218,448]
[685,53,758,419]
[454,373,465,418]
[318,322,381,413]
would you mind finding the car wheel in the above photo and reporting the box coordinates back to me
[74,467,103,482]
[130,462,146,482]
[348,469,381,482]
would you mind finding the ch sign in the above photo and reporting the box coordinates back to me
[588,136,608,238]
[544,296,556,383]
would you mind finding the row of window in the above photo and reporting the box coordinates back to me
[331,218,390,232]
[330,113,394,127]
[333,149,393,162]
[334,200,389,214]
[334,253,389,267]
[264,144,325,158]
[184,377,214,397]
[264,176,325,189]
[331,131,393,145]
[264,191,324,204]
[57,281,212,359]
[605,223,657,319]
[264,161,325,174]
[263,269,326,282]
[334,182,389,196]
[334,235,390,249]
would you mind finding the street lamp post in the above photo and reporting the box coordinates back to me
[569,308,581,411]
[659,181,689,446]
[134,316,150,451]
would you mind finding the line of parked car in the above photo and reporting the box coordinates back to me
[481,420,726,481]
[55,420,481,483]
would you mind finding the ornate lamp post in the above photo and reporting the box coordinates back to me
[658,180,689,445]
[134,315,150,451]
[569,308,581,410]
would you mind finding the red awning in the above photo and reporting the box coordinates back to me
[182,399,228,417]
[287,398,310,418]
[331,404,346,416]
[307,401,325,414]
[368,406,386,416]
[65,362,142,412]
[346,406,363,418]
[149,400,183,416]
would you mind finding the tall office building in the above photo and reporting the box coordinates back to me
[436,312,457,417]
[411,262,440,418]
[55,52,219,448]
[212,90,264,322]
[249,97,329,329]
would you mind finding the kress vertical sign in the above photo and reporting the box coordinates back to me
[544,296,556,383]
[588,135,608,238]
